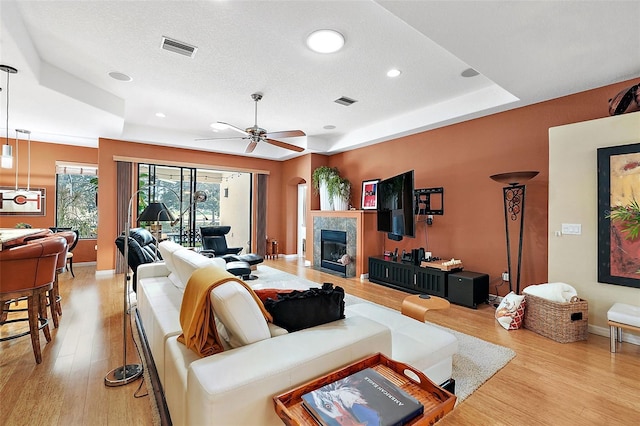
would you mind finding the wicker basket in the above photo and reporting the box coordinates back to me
[523,293,588,343]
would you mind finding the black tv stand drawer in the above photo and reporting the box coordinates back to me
[368,256,448,297]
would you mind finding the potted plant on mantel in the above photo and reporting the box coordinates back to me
[329,175,351,211]
[312,166,351,211]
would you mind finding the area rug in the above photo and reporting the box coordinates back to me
[252,265,516,403]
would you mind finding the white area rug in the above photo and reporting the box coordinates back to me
[252,265,516,403]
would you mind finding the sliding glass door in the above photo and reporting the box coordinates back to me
[138,164,252,250]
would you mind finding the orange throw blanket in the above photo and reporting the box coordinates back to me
[177,266,273,357]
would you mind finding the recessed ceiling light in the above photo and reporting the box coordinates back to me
[461,68,480,78]
[109,71,132,82]
[155,112,165,118]
[323,125,336,130]
[387,69,402,78]
[306,29,345,53]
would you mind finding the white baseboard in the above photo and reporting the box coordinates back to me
[304,260,311,267]
[282,254,299,260]
[360,273,369,281]
[95,269,115,277]
[589,324,640,346]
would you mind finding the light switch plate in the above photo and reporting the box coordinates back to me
[561,223,581,235]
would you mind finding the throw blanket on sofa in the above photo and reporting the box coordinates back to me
[177,266,273,357]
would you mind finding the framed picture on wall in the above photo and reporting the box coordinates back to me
[597,142,640,289]
[0,187,46,216]
[361,179,379,210]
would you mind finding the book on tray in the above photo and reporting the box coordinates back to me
[301,367,424,426]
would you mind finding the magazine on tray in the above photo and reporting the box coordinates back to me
[301,367,424,426]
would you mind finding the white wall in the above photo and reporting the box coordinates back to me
[549,111,640,342]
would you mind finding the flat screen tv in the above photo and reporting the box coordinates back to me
[376,170,415,238]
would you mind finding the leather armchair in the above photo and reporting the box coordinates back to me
[115,228,162,292]
[200,226,243,257]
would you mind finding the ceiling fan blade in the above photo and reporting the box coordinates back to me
[216,121,249,135]
[265,130,306,139]
[194,135,247,141]
[245,140,258,153]
[265,138,305,152]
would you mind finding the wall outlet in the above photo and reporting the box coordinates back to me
[502,272,509,281]
[427,215,433,226]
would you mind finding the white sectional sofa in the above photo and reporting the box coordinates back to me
[136,241,457,425]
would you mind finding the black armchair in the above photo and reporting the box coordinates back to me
[200,226,243,257]
[115,227,162,292]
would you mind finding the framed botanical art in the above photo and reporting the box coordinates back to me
[361,179,379,210]
[0,187,46,216]
[597,142,640,289]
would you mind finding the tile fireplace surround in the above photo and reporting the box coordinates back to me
[310,210,382,279]
[313,216,357,277]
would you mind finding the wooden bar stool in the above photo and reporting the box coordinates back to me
[0,236,66,363]
[23,232,72,327]
[49,231,76,326]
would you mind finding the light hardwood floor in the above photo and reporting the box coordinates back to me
[1,258,639,425]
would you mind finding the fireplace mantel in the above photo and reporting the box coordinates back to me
[310,210,382,278]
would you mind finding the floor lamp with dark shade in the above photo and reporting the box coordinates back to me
[138,201,176,241]
[490,171,539,295]
[105,198,174,387]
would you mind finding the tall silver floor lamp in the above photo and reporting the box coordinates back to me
[104,190,174,387]
[490,171,538,295]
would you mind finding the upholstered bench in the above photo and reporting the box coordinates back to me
[607,303,640,353]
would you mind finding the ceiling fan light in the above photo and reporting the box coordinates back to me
[306,29,344,53]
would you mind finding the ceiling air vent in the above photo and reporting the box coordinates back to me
[161,36,198,58]
[334,96,357,106]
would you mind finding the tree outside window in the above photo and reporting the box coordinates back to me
[56,167,98,238]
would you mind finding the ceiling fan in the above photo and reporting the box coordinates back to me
[196,93,305,153]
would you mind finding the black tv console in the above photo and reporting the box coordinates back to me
[368,256,451,297]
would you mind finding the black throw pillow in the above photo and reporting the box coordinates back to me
[263,283,345,332]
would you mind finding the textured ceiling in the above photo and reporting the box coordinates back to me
[0,0,638,161]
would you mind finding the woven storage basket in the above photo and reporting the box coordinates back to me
[523,293,588,343]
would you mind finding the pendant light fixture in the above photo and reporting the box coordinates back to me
[15,129,31,190]
[1,65,17,169]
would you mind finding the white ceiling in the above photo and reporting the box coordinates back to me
[1,0,638,161]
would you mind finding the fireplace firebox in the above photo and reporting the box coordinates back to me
[320,229,347,276]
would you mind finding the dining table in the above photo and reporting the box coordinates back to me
[0,228,49,250]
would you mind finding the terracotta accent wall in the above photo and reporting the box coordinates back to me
[326,79,638,295]
[280,155,308,256]
[281,153,330,261]
[0,139,98,262]
[96,138,284,272]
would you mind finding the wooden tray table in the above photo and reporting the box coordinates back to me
[273,353,456,425]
